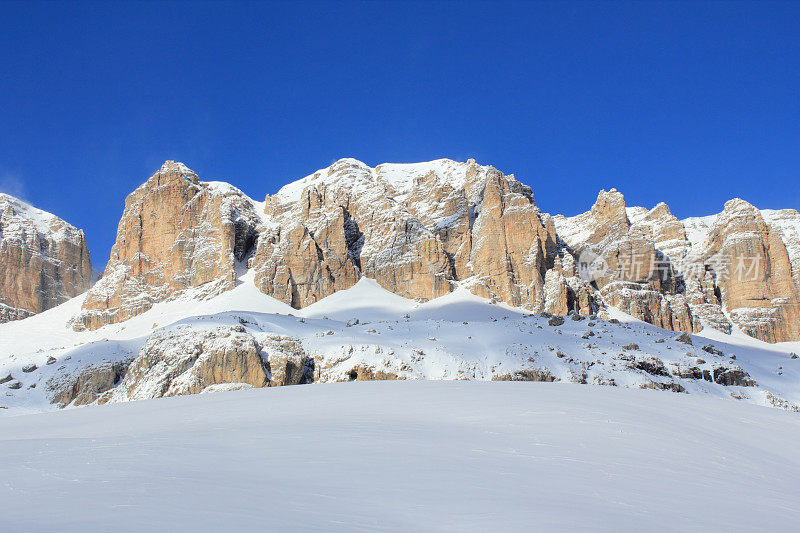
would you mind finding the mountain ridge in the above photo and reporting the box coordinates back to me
[1,158,799,415]
[2,157,798,344]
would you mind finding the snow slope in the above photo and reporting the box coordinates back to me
[1,381,799,531]
[0,192,84,243]
[1,269,799,415]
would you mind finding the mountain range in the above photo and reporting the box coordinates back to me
[1,159,798,414]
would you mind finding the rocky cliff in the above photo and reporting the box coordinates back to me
[556,191,800,343]
[66,158,799,343]
[252,158,594,315]
[0,193,92,322]
[71,161,261,330]
[698,200,800,342]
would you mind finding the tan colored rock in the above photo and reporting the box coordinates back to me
[699,199,800,342]
[0,193,92,323]
[557,190,799,342]
[260,334,316,386]
[762,209,800,290]
[555,190,696,332]
[72,161,260,330]
[106,326,320,402]
[341,365,401,381]
[62,158,797,344]
[252,158,566,312]
[542,269,569,315]
[48,362,127,407]
[600,282,694,332]
[111,326,271,401]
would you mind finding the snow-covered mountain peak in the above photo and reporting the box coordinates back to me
[0,193,92,323]
[158,159,197,178]
[0,192,85,245]
[376,158,480,194]
[722,197,759,214]
[270,157,509,206]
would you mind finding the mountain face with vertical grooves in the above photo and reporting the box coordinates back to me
[251,158,594,315]
[2,158,800,417]
[555,192,800,343]
[51,158,799,343]
[0,193,92,322]
[70,161,261,330]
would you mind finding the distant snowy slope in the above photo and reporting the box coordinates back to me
[1,266,799,415]
[1,382,799,531]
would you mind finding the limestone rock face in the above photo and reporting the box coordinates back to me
[555,190,696,332]
[57,157,797,343]
[0,193,92,322]
[110,326,271,401]
[251,158,576,312]
[697,200,800,342]
[48,362,127,406]
[108,326,317,401]
[762,209,800,290]
[556,190,800,343]
[260,334,316,386]
[72,162,260,330]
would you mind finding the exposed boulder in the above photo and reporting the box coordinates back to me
[344,365,401,381]
[702,344,724,356]
[641,380,686,393]
[492,369,557,382]
[111,326,271,401]
[713,367,756,387]
[633,355,669,377]
[48,362,127,407]
[677,366,704,380]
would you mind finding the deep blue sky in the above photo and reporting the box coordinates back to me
[1,1,798,267]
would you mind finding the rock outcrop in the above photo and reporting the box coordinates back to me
[251,158,593,313]
[108,325,317,402]
[111,326,270,401]
[697,200,799,342]
[0,193,92,322]
[555,190,696,332]
[52,158,798,343]
[556,190,800,343]
[48,362,127,406]
[71,162,260,330]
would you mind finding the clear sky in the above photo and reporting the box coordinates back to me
[1,0,798,267]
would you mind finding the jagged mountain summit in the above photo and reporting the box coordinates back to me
[69,158,598,331]
[69,158,800,344]
[0,193,92,322]
[71,161,260,330]
[556,191,800,343]
[1,158,799,416]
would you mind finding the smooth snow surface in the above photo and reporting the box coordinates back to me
[0,381,798,531]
